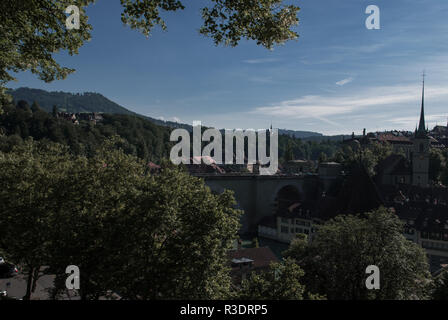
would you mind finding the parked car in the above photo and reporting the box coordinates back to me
[0,263,18,278]
[0,291,20,300]
[0,256,5,264]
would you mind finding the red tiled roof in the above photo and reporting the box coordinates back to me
[377,133,412,144]
[228,247,278,269]
[148,162,161,169]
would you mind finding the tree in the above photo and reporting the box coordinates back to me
[0,0,300,102]
[238,259,317,300]
[0,137,241,300]
[46,137,241,300]
[318,152,327,163]
[429,148,445,183]
[284,140,294,162]
[31,101,42,113]
[334,142,392,177]
[16,100,32,114]
[0,0,92,90]
[52,105,59,118]
[432,270,448,300]
[0,139,73,300]
[285,207,431,300]
[283,233,308,261]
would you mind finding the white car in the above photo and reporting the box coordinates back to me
[0,257,5,264]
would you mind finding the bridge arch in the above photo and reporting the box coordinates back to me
[201,175,310,234]
[275,184,301,212]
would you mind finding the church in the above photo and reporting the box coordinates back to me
[376,79,430,187]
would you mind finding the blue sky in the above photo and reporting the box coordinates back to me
[7,0,448,135]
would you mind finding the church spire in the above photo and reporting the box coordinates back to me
[416,72,427,138]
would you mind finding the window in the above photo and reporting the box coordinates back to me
[281,226,288,234]
[431,233,441,240]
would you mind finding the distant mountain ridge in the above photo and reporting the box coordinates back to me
[9,87,133,114]
[279,128,323,139]
[8,87,191,131]
[8,87,325,138]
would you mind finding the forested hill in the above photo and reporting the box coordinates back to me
[0,99,342,163]
[0,100,173,162]
[3,89,342,162]
[279,129,323,139]
[8,87,325,138]
[8,87,191,131]
[10,87,134,114]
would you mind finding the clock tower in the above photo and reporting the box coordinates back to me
[412,74,430,187]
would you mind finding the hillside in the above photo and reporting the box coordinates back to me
[279,128,323,139]
[9,87,133,115]
[0,98,342,162]
[8,87,191,131]
[0,100,173,162]
[8,87,325,138]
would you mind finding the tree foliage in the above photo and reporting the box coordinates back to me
[0,0,92,86]
[0,137,241,300]
[285,207,431,300]
[278,134,340,163]
[429,148,446,183]
[333,142,392,177]
[432,270,448,300]
[0,139,74,299]
[199,0,299,48]
[238,259,316,300]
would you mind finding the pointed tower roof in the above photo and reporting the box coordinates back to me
[416,73,428,138]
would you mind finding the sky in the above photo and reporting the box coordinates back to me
[7,0,448,135]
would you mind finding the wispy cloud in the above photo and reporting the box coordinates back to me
[386,113,448,128]
[248,76,273,84]
[330,43,386,54]
[249,85,448,127]
[336,77,354,86]
[242,58,280,64]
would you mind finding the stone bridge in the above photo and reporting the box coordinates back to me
[193,173,337,234]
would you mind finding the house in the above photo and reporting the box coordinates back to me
[228,247,278,283]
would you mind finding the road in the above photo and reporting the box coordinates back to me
[0,270,79,300]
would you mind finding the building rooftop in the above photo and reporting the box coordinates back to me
[228,247,278,270]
